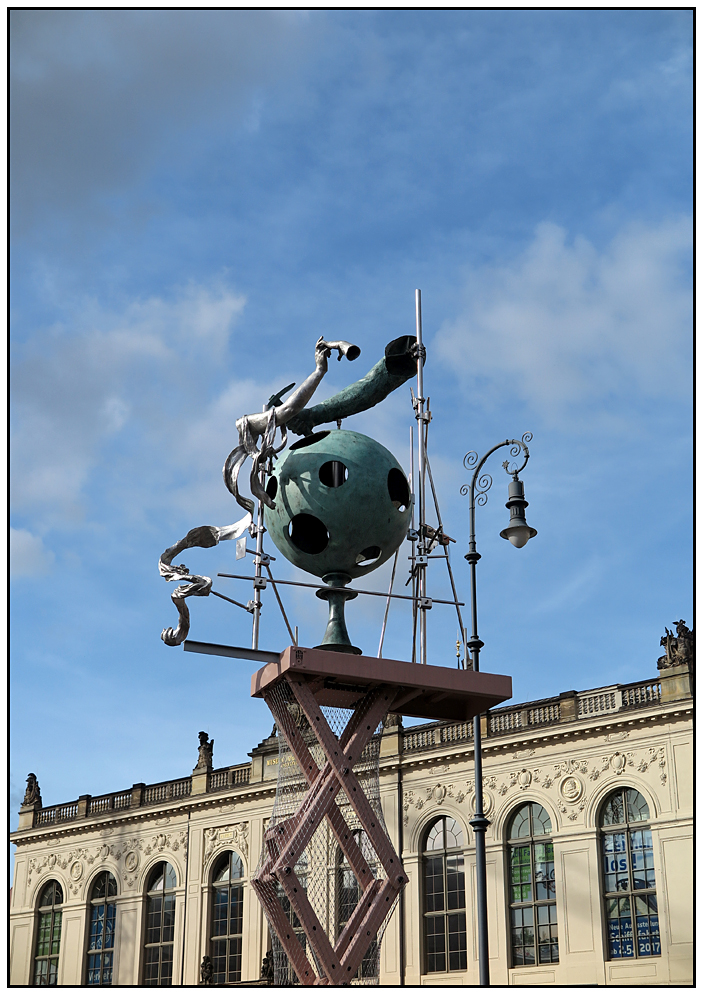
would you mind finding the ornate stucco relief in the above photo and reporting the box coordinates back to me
[203,823,249,863]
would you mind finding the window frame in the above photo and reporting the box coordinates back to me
[421,814,468,976]
[599,786,661,962]
[85,870,118,986]
[505,802,559,968]
[208,850,246,985]
[141,861,178,986]
[33,880,64,986]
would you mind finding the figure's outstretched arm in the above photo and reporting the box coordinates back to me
[287,335,424,436]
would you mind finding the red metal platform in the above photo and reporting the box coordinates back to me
[251,644,512,722]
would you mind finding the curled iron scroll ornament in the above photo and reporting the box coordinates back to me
[460,434,532,503]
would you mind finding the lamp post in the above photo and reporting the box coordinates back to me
[461,434,537,986]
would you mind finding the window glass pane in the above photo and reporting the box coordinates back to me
[36,912,52,956]
[626,790,650,823]
[602,833,629,893]
[510,846,532,903]
[104,904,116,950]
[47,960,58,986]
[630,830,655,890]
[107,874,117,898]
[601,790,625,826]
[426,915,446,973]
[445,818,464,849]
[212,888,228,936]
[143,946,160,985]
[531,804,552,836]
[508,805,530,840]
[164,863,177,890]
[228,937,243,983]
[447,912,467,971]
[511,906,535,965]
[231,853,244,880]
[230,884,244,935]
[146,896,162,945]
[213,854,230,883]
[87,952,101,986]
[446,854,465,911]
[163,894,176,942]
[425,856,445,913]
[535,842,555,901]
[160,944,174,985]
[101,951,113,985]
[148,864,165,893]
[89,906,104,950]
[212,939,227,984]
[92,875,106,900]
[51,912,62,955]
[39,882,57,908]
[425,819,444,851]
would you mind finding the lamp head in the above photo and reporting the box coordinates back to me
[499,475,537,549]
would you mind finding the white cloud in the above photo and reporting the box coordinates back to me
[11,283,246,527]
[10,528,55,577]
[436,217,692,424]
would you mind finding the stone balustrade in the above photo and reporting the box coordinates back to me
[23,676,672,828]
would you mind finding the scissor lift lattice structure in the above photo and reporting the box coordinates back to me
[250,646,511,986]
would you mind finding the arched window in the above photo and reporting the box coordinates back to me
[336,831,378,981]
[143,862,177,985]
[210,851,245,984]
[33,880,63,986]
[422,816,467,974]
[86,871,117,985]
[600,787,660,960]
[507,803,558,966]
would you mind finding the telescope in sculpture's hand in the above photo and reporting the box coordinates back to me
[286,335,425,437]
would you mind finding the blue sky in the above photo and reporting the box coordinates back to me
[10,10,692,817]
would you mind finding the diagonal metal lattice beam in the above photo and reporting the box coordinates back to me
[252,674,408,985]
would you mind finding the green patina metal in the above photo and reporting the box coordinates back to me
[286,335,421,436]
[264,429,412,653]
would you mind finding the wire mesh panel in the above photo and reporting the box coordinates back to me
[253,677,404,986]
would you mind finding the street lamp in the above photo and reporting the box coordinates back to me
[461,434,536,986]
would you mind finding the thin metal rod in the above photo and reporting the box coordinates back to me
[211,589,252,613]
[378,548,399,658]
[425,449,467,664]
[264,564,296,645]
[415,288,428,667]
[251,414,267,650]
[409,425,418,661]
[217,573,464,606]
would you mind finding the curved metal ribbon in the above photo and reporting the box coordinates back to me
[159,515,251,646]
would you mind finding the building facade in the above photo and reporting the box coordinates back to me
[10,650,693,987]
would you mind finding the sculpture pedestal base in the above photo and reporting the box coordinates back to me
[250,646,512,985]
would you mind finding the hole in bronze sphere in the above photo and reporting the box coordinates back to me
[288,513,329,555]
[356,545,381,566]
[388,468,410,511]
[319,460,348,487]
[265,476,278,500]
[290,430,330,451]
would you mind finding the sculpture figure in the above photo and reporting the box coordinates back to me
[195,731,214,771]
[657,619,694,670]
[199,955,213,985]
[23,772,41,807]
[159,333,423,647]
